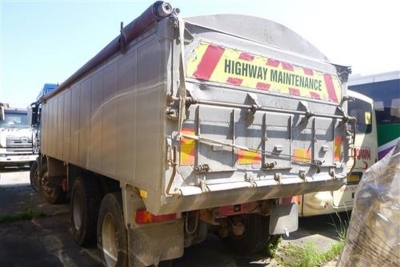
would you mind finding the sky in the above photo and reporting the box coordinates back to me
[1,0,399,108]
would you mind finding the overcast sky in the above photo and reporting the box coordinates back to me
[1,0,399,108]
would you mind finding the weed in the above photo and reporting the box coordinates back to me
[273,212,348,267]
[276,239,345,267]
[0,204,46,223]
[266,234,283,257]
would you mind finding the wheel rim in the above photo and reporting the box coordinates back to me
[102,213,118,267]
[42,171,51,196]
[41,171,56,198]
[72,192,83,231]
[32,166,41,191]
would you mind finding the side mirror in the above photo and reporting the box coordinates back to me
[29,102,39,127]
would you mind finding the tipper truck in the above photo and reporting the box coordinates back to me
[30,2,353,266]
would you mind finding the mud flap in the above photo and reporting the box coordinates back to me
[269,203,298,235]
[128,219,184,267]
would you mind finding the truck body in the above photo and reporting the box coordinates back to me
[31,2,352,266]
[0,103,36,169]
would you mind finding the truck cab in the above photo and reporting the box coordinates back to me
[0,103,37,169]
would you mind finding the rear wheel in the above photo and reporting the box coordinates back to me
[97,192,128,267]
[29,161,41,192]
[40,164,66,204]
[222,214,272,255]
[71,176,102,247]
[157,260,173,267]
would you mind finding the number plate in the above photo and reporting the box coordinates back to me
[348,173,360,182]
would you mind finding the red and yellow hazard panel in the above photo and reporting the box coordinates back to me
[293,148,311,163]
[187,42,342,103]
[180,128,196,165]
[334,136,342,162]
[237,149,262,165]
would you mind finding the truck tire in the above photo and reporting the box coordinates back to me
[97,192,128,267]
[157,260,173,267]
[29,161,41,192]
[40,164,66,204]
[71,176,102,247]
[222,214,270,255]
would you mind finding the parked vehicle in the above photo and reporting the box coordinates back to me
[349,70,400,159]
[35,83,58,101]
[295,90,378,216]
[30,2,352,266]
[0,102,36,170]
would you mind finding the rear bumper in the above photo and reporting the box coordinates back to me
[0,154,37,164]
[300,186,356,217]
[144,175,347,215]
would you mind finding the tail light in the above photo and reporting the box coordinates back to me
[135,209,176,224]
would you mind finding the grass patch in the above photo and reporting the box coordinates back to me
[276,238,345,267]
[274,213,348,267]
[0,205,46,223]
[266,235,283,257]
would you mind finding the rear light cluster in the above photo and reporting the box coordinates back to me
[135,209,176,224]
[282,195,302,205]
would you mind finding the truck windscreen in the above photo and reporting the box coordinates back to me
[348,98,373,134]
[0,111,29,128]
